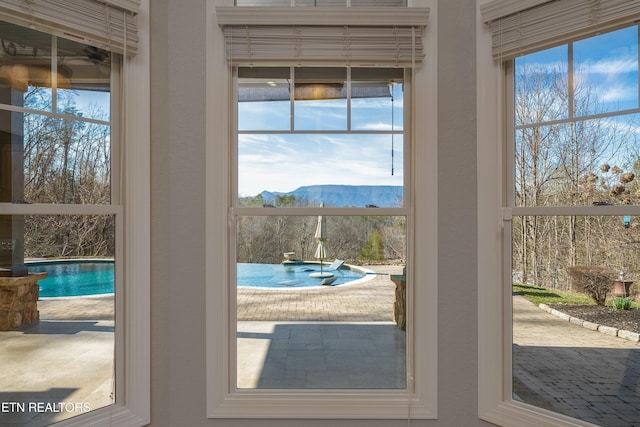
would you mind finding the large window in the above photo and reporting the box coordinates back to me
[507,25,640,426]
[0,1,149,426]
[479,2,640,426]
[207,0,436,419]
[234,65,408,391]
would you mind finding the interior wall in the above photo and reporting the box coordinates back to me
[148,0,491,425]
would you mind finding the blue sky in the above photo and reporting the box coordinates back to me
[237,83,404,196]
[516,26,639,114]
[513,25,640,194]
[60,89,110,121]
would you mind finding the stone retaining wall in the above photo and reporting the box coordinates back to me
[0,272,46,330]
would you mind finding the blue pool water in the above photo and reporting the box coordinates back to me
[237,262,365,288]
[28,260,114,297]
[27,261,365,296]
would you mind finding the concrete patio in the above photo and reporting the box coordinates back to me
[1,267,640,426]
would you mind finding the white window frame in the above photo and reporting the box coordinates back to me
[206,0,437,419]
[0,1,150,425]
[477,2,639,426]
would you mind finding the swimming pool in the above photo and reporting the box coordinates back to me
[237,262,369,288]
[27,260,369,296]
[27,260,114,298]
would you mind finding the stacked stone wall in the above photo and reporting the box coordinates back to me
[0,273,46,330]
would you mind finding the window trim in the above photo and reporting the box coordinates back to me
[477,3,637,426]
[22,1,150,425]
[206,0,437,419]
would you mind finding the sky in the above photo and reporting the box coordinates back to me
[515,25,639,115]
[513,25,640,197]
[237,83,404,196]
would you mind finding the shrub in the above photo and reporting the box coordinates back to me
[566,265,615,306]
[612,297,633,310]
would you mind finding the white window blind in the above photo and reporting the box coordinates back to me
[481,0,640,61]
[216,6,428,67]
[0,0,139,56]
[235,0,407,6]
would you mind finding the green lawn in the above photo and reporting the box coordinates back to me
[513,283,596,306]
[513,283,640,308]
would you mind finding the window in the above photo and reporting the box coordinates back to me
[207,0,436,419]
[479,1,640,426]
[0,1,149,426]
[235,65,407,391]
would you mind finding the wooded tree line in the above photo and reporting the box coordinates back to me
[237,195,406,264]
[513,62,640,289]
[22,87,114,258]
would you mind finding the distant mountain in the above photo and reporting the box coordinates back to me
[258,185,403,207]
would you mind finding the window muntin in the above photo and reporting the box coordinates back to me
[507,23,640,425]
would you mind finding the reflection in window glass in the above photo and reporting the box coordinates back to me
[0,22,53,110]
[0,215,115,426]
[294,68,347,131]
[238,67,290,131]
[57,38,111,121]
[574,26,639,115]
[235,215,406,389]
[511,215,640,425]
[515,45,569,126]
[351,68,403,131]
[58,89,110,121]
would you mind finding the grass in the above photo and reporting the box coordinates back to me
[512,283,595,306]
[513,283,640,308]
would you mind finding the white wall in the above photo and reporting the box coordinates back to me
[149,0,493,425]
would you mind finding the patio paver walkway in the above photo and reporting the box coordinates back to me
[237,265,402,321]
[513,294,640,426]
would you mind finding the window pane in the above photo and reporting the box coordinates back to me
[515,114,640,207]
[0,215,115,425]
[57,38,111,121]
[238,67,291,131]
[0,26,112,206]
[351,68,403,131]
[0,22,53,112]
[21,115,111,204]
[515,46,569,126]
[236,215,406,389]
[238,133,403,205]
[294,68,347,131]
[512,215,640,425]
[574,26,639,116]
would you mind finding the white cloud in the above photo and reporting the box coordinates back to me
[238,133,403,196]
